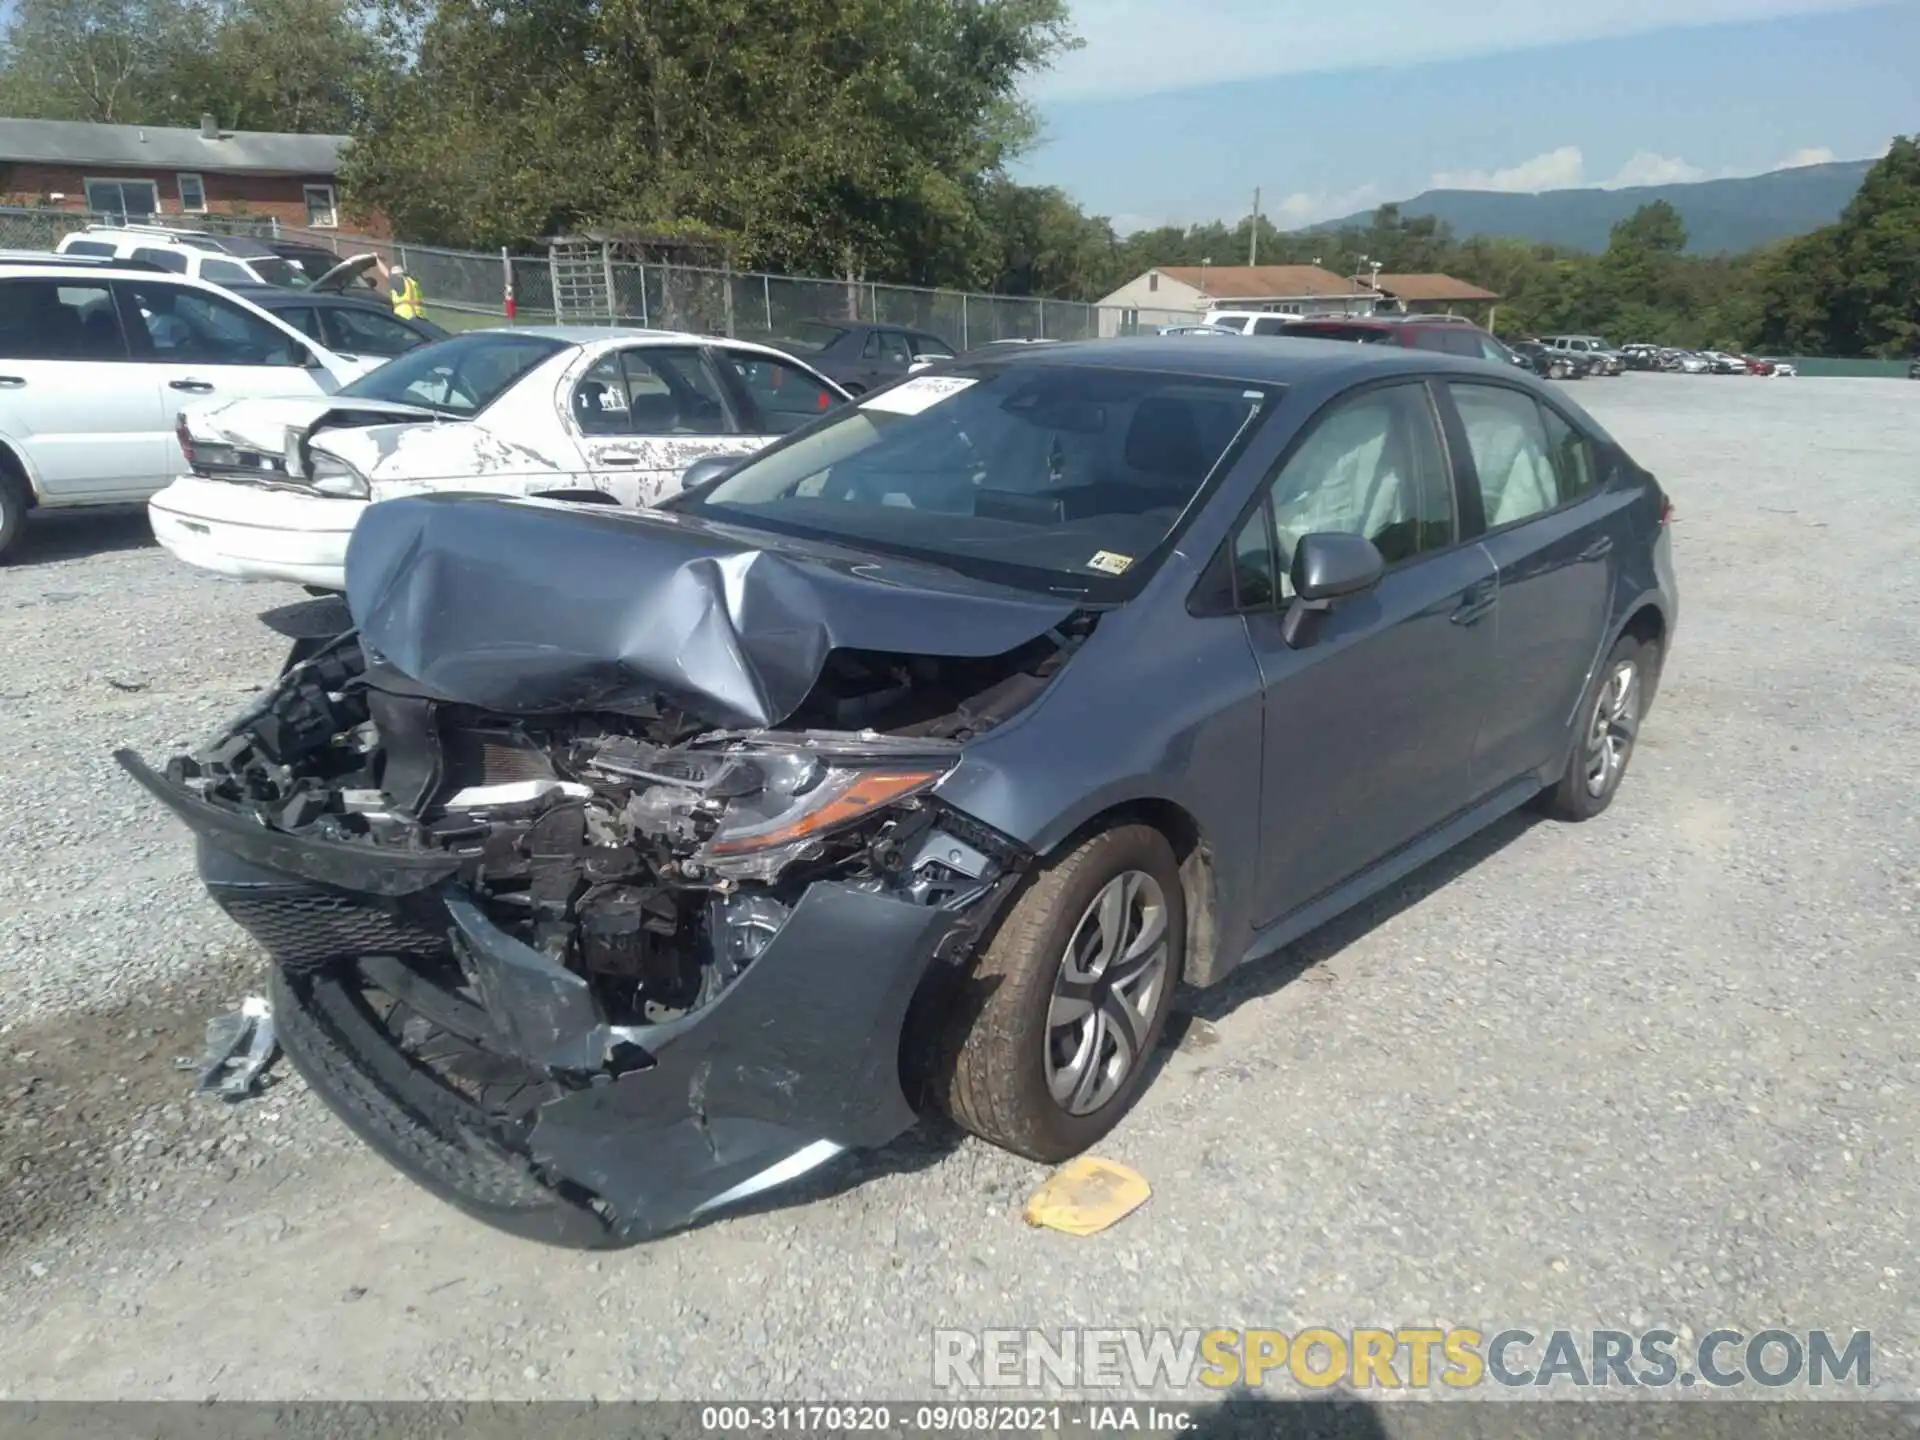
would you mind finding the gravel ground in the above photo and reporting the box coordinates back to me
[0,377,1915,1405]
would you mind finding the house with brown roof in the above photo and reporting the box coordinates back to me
[1355,272,1501,318]
[1094,264,1378,336]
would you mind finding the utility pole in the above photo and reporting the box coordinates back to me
[1249,187,1261,267]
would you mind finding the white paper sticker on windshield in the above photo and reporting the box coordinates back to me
[1086,551,1134,576]
[860,375,977,415]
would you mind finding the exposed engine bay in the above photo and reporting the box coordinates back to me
[137,623,1086,1049]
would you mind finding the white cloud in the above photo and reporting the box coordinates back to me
[1432,146,1586,193]
[1425,146,1749,194]
[1608,152,1707,187]
[1774,146,1838,168]
[1034,0,1883,102]
[1269,182,1382,226]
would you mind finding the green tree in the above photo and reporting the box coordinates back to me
[1608,199,1688,255]
[343,0,1075,279]
[0,0,389,132]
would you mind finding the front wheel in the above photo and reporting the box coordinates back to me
[934,824,1182,1161]
[1541,635,1654,821]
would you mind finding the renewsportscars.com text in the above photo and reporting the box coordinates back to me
[933,1327,1872,1392]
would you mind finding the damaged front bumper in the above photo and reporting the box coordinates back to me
[184,835,993,1239]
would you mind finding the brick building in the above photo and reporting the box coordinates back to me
[0,115,386,235]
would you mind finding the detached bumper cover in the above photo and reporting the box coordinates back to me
[189,829,966,1240]
[149,476,362,589]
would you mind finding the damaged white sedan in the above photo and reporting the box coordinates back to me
[150,326,849,589]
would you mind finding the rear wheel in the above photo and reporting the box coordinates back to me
[1541,634,1654,821]
[935,824,1182,1161]
[269,957,629,1248]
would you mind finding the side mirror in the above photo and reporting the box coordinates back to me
[680,454,739,492]
[1281,532,1385,649]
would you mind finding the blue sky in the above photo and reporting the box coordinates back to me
[1015,0,1919,231]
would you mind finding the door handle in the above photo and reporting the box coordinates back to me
[1580,536,1614,561]
[0,376,25,388]
[1451,583,1498,627]
[597,454,642,467]
[168,379,215,393]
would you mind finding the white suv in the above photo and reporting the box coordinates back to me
[55,224,368,292]
[0,256,383,559]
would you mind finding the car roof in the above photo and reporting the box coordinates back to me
[0,253,165,274]
[965,334,1510,385]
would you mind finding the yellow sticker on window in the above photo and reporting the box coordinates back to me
[1086,551,1134,575]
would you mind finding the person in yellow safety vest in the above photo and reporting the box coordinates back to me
[386,263,424,319]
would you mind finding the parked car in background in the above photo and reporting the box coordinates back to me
[1284,314,1519,366]
[56,224,377,293]
[751,320,956,394]
[1619,344,1663,371]
[1544,335,1624,376]
[0,255,387,559]
[228,285,447,361]
[151,327,849,588]
[908,338,1062,373]
[123,335,1677,1246]
[1204,310,1309,335]
[1508,339,1581,379]
[267,241,360,285]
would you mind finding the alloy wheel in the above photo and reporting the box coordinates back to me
[1584,660,1640,798]
[1044,870,1170,1116]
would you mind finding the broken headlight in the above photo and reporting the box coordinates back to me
[692,746,956,880]
[307,453,370,499]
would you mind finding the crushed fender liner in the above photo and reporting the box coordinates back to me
[344,492,1080,728]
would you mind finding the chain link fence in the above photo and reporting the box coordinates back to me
[0,206,1198,343]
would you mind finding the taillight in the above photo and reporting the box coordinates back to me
[1659,495,1675,526]
[174,412,199,471]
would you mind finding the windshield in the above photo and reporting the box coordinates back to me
[337,331,568,416]
[682,364,1276,598]
[775,321,846,353]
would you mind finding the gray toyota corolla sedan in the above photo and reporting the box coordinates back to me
[122,337,1677,1247]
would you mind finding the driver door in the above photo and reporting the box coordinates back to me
[568,346,760,505]
[116,279,337,472]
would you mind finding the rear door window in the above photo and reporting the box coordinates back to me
[131,247,189,273]
[1249,316,1290,336]
[198,258,254,285]
[571,347,740,436]
[60,239,118,257]
[0,278,127,359]
[717,351,843,434]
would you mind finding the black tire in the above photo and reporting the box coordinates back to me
[0,457,28,561]
[934,823,1183,1162]
[1540,634,1656,821]
[269,961,630,1249]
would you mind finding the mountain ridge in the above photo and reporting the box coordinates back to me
[1312,159,1874,254]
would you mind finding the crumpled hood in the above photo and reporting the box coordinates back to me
[344,494,1079,728]
[185,395,440,454]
